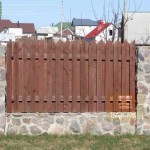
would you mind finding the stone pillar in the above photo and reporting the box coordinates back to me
[136,46,150,134]
[0,46,6,135]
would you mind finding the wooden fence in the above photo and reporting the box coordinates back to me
[6,40,136,113]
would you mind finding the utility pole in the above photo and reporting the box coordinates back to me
[61,0,63,40]
[123,0,126,17]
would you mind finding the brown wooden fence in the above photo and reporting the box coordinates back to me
[6,40,136,113]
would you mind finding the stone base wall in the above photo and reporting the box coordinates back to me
[136,46,150,135]
[5,113,136,135]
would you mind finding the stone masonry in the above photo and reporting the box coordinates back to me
[0,46,6,135]
[0,45,149,135]
[6,113,135,135]
[136,46,150,135]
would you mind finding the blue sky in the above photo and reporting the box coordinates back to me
[1,0,149,28]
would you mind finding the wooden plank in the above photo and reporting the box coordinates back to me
[39,40,45,112]
[72,40,78,112]
[89,41,96,112]
[97,41,105,112]
[6,41,13,112]
[43,41,48,112]
[52,42,56,112]
[63,41,69,112]
[122,41,130,112]
[47,40,53,112]
[30,41,36,112]
[55,40,62,112]
[114,42,121,112]
[13,42,19,112]
[22,43,27,112]
[80,41,87,112]
[105,41,113,112]
[130,42,136,112]
[33,41,40,112]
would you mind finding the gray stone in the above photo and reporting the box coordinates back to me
[122,125,134,134]
[30,126,42,135]
[48,124,71,135]
[0,115,6,129]
[114,126,122,135]
[56,117,64,125]
[145,75,150,83]
[138,53,144,61]
[0,105,5,113]
[82,120,102,135]
[12,114,22,117]
[7,124,18,134]
[23,118,31,124]
[12,118,21,126]
[135,127,142,135]
[138,66,143,72]
[0,68,6,80]
[42,123,50,131]
[144,64,150,73]
[143,130,150,135]
[19,126,29,134]
[79,116,86,124]
[113,117,120,126]
[70,120,80,133]
[43,117,54,124]
[102,122,113,132]
[144,115,150,124]
[137,82,148,94]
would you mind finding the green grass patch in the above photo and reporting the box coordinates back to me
[0,134,150,150]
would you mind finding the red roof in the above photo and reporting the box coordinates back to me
[0,20,15,31]
[57,28,74,36]
[0,19,35,34]
[85,21,111,38]
[13,23,35,34]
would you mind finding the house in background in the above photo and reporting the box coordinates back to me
[36,26,58,40]
[53,28,74,42]
[0,19,35,44]
[14,21,35,37]
[124,12,150,44]
[55,22,71,31]
[85,21,118,43]
[71,18,97,38]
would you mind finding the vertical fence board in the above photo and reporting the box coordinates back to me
[55,41,62,112]
[6,42,12,112]
[80,42,88,112]
[34,41,39,112]
[39,41,45,112]
[105,41,111,112]
[72,41,78,112]
[13,42,19,112]
[89,42,96,112]
[47,41,53,112]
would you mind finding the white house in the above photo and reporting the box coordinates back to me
[85,21,118,43]
[124,12,150,44]
[0,27,23,43]
[71,18,97,38]
[36,26,58,40]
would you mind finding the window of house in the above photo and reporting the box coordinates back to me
[4,29,7,33]
[109,30,113,36]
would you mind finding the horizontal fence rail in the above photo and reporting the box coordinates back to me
[6,40,136,113]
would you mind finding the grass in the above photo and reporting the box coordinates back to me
[0,134,150,150]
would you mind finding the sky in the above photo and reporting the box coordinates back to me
[1,0,150,28]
